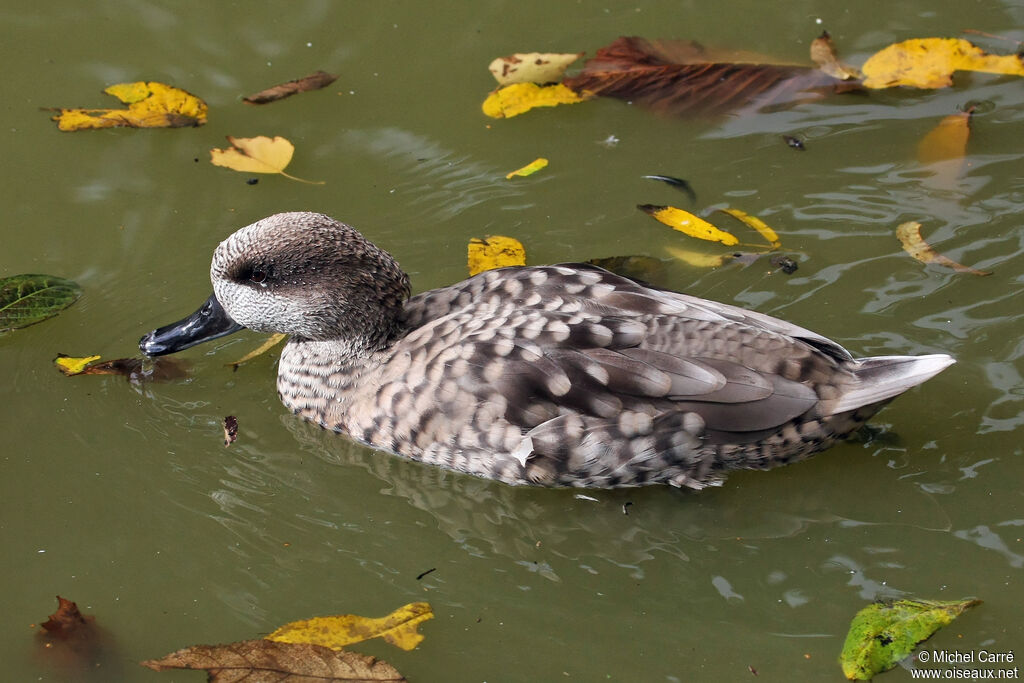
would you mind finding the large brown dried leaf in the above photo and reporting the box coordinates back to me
[244,71,338,104]
[562,36,842,116]
[141,639,406,682]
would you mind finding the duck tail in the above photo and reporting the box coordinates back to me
[824,353,955,415]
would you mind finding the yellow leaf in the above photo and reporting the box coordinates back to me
[50,81,207,131]
[266,602,434,652]
[663,246,730,268]
[54,354,101,376]
[917,109,972,164]
[715,208,781,247]
[505,158,548,179]
[896,221,990,275]
[810,32,861,80]
[488,52,584,85]
[226,333,287,369]
[638,205,739,246]
[210,136,323,184]
[468,236,527,276]
[861,38,1024,89]
[482,83,588,119]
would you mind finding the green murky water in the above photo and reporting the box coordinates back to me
[2,1,1022,681]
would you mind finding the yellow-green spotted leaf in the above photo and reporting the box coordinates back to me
[505,158,548,179]
[0,274,82,331]
[489,52,584,85]
[468,236,527,276]
[638,205,739,246]
[266,602,433,652]
[840,598,981,680]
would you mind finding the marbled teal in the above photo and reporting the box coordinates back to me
[140,212,954,489]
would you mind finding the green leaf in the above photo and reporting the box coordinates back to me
[840,598,981,680]
[0,274,82,331]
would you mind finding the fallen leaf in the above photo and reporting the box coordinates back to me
[243,70,338,104]
[715,208,781,247]
[638,204,739,246]
[587,255,668,283]
[468,236,527,276]
[482,82,588,118]
[267,602,434,652]
[54,354,102,375]
[861,38,1024,89]
[227,333,288,369]
[36,595,119,677]
[40,596,94,638]
[0,274,82,331]
[142,639,406,682]
[210,135,324,184]
[840,598,981,680]
[917,108,972,164]
[54,354,191,381]
[562,36,840,117]
[505,157,548,179]
[663,246,730,268]
[223,416,238,447]
[896,221,990,275]
[489,52,584,85]
[48,81,207,131]
[810,31,861,80]
[642,174,697,203]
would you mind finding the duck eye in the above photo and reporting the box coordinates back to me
[250,270,267,285]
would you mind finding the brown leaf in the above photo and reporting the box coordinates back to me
[810,31,861,80]
[40,596,93,638]
[141,639,406,682]
[244,71,338,104]
[224,416,238,447]
[562,36,842,116]
[896,221,990,276]
[36,596,119,677]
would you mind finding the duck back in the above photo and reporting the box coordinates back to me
[277,263,953,489]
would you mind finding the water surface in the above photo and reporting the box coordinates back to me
[1,1,1022,681]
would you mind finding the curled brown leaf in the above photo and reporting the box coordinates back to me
[244,71,338,104]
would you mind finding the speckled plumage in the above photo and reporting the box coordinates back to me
[142,212,955,489]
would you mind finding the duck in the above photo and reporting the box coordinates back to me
[140,212,954,489]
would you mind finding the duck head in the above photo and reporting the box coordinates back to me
[140,212,411,357]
